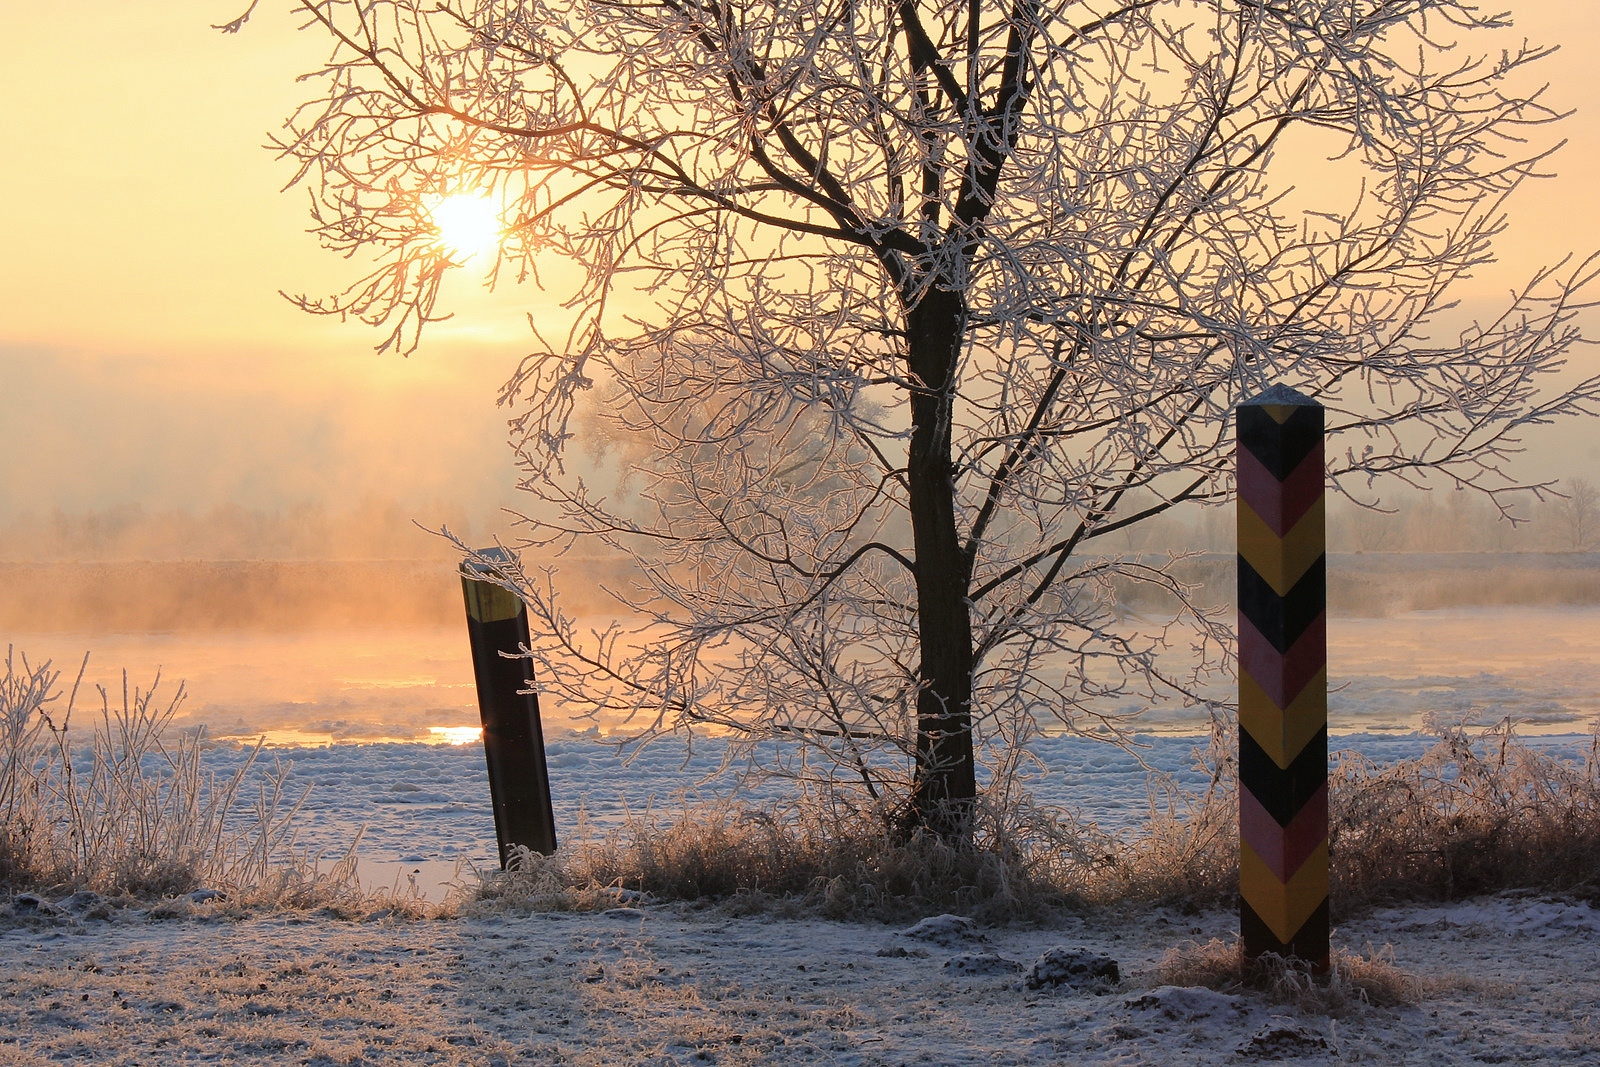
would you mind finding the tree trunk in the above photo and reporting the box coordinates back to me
[903,286,977,841]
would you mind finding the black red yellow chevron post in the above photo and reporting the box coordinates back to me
[1237,385,1329,971]
[461,547,558,866]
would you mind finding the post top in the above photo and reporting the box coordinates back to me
[1241,384,1318,408]
[460,545,517,579]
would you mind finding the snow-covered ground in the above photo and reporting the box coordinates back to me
[4,893,1599,1064]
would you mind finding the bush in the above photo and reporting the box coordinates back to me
[467,793,1098,923]
[0,647,304,898]
[1331,720,1600,909]
[469,720,1600,923]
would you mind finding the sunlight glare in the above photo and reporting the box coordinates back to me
[428,193,502,261]
[428,726,484,746]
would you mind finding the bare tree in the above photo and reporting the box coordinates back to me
[1556,478,1599,551]
[256,0,1600,838]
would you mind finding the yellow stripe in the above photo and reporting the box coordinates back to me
[1261,404,1300,425]
[1240,838,1328,944]
[1239,667,1328,769]
[1237,496,1325,596]
[463,579,523,623]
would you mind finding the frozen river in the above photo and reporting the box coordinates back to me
[7,603,1599,895]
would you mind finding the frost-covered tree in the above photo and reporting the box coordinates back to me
[1555,478,1599,551]
[252,0,1599,838]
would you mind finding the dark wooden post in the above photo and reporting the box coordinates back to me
[1237,385,1329,971]
[461,547,557,866]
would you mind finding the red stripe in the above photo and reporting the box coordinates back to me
[1239,612,1326,709]
[1240,780,1328,883]
[1237,441,1324,536]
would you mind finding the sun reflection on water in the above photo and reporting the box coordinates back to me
[428,726,484,746]
[217,725,484,748]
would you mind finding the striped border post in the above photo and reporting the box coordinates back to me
[461,547,558,867]
[1237,385,1329,971]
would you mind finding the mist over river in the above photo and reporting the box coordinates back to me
[7,605,1600,743]
[6,553,1599,744]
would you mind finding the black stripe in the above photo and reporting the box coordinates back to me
[1239,725,1327,826]
[1241,896,1329,968]
[1238,554,1326,653]
[1238,403,1323,480]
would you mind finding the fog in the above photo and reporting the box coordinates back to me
[0,346,522,523]
[2,1,1599,750]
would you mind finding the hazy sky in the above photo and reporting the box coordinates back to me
[2,2,1598,532]
[0,2,548,528]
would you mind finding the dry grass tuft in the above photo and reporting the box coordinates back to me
[1097,720,1600,915]
[213,831,457,920]
[465,721,1600,923]
[2,646,305,895]
[1158,937,1424,1014]
[0,647,310,904]
[0,646,384,915]
[1331,720,1600,910]
[1084,750,1238,909]
[465,795,1095,923]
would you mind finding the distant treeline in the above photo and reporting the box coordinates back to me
[0,489,1596,632]
[1112,481,1600,556]
[0,557,641,633]
[1,553,1596,634]
[2,484,1594,563]
[0,499,500,562]
[1112,552,1600,618]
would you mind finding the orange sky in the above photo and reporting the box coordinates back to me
[0,4,553,527]
[1,1,1597,528]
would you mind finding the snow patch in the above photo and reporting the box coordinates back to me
[1378,896,1600,938]
[943,952,1023,977]
[1125,984,1247,1022]
[1023,947,1120,992]
[901,913,980,946]
[1239,1022,1329,1058]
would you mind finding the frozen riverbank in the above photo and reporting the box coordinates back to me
[231,729,1598,899]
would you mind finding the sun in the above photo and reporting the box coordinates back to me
[428,193,502,260]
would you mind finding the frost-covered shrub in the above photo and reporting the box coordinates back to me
[0,647,303,897]
[466,794,1095,923]
[1331,720,1600,908]
[1099,720,1600,913]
